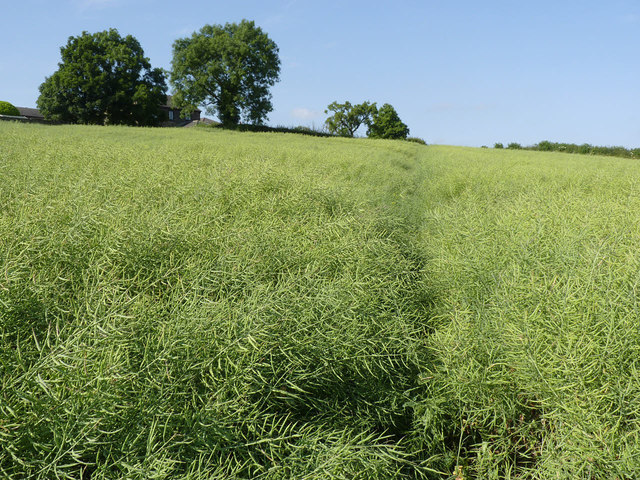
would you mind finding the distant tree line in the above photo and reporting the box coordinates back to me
[494,141,640,159]
[35,22,419,140]
[204,122,334,137]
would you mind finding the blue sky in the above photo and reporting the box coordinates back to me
[3,0,639,147]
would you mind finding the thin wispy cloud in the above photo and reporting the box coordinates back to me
[262,0,298,27]
[174,25,198,37]
[77,0,119,11]
[426,102,493,113]
[291,107,322,121]
[262,13,287,28]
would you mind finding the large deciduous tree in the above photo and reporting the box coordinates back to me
[170,20,281,126]
[37,29,167,126]
[324,101,377,137]
[367,104,410,139]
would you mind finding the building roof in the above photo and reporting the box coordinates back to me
[12,98,200,123]
[17,107,44,119]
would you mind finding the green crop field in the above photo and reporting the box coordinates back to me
[1,122,640,479]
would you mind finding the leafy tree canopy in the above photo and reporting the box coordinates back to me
[37,29,167,126]
[170,20,280,126]
[367,103,409,139]
[324,101,377,137]
[0,101,20,116]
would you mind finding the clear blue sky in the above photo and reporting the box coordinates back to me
[3,0,639,147]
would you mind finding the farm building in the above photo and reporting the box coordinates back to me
[160,95,202,127]
[17,107,45,121]
[4,96,211,127]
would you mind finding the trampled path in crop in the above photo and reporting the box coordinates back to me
[1,122,640,478]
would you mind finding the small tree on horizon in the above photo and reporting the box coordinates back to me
[0,101,20,116]
[367,103,409,139]
[324,101,377,137]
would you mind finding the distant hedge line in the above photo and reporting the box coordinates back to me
[199,122,428,144]
[495,140,640,159]
[199,122,335,137]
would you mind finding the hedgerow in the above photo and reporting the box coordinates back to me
[0,101,20,116]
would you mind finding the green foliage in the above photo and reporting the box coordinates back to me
[324,100,377,137]
[367,103,410,139]
[507,142,522,149]
[36,29,167,126]
[493,142,504,149]
[537,140,553,151]
[198,122,333,137]
[406,137,427,145]
[170,20,280,126]
[0,101,20,116]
